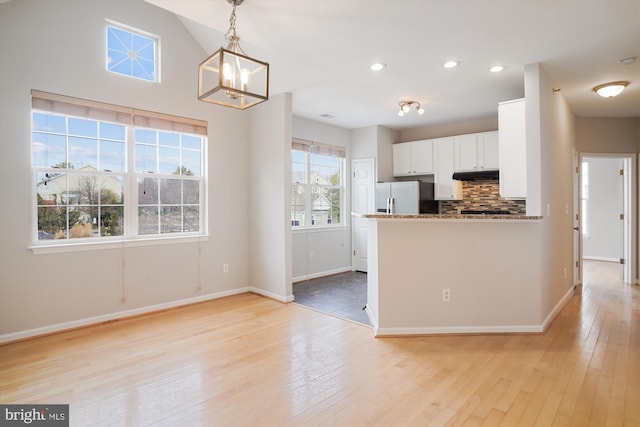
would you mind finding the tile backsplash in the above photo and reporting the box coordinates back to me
[440,180,526,214]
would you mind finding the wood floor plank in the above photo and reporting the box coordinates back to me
[1,260,638,426]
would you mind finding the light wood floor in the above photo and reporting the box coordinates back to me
[1,260,638,426]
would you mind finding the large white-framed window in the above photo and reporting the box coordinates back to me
[31,90,207,247]
[106,20,159,83]
[291,139,345,228]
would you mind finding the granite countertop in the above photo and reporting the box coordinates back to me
[354,213,543,220]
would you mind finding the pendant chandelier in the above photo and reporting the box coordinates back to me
[198,0,269,109]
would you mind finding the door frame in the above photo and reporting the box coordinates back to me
[577,153,637,285]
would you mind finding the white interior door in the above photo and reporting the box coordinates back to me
[351,158,374,272]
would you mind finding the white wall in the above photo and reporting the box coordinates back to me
[399,117,498,142]
[582,157,623,261]
[290,116,352,281]
[0,0,252,339]
[249,94,293,301]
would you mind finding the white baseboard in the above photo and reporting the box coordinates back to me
[540,285,575,332]
[0,287,250,344]
[248,287,294,303]
[373,286,576,337]
[374,324,544,337]
[292,267,353,283]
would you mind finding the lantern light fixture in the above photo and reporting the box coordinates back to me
[592,81,629,98]
[398,101,424,117]
[198,0,269,109]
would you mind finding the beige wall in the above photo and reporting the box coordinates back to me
[399,116,498,142]
[576,117,639,153]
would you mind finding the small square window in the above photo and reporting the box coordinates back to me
[106,22,159,82]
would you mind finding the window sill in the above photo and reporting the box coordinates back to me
[30,234,209,255]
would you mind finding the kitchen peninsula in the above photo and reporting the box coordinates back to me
[359,212,570,338]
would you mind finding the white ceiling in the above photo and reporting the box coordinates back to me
[146,0,640,130]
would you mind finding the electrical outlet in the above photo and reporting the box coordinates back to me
[309,251,315,259]
[223,263,229,273]
[442,288,451,302]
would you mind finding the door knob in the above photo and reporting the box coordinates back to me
[573,227,579,231]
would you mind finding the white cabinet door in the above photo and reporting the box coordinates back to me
[479,131,499,169]
[392,143,412,176]
[498,99,526,199]
[454,134,479,171]
[434,137,462,200]
[411,139,434,174]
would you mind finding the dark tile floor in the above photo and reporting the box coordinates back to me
[293,271,370,326]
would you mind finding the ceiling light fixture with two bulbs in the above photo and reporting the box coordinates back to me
[398,101,424,116]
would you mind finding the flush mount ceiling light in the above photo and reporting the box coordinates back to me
[198,0,269,109]
[370,62,387,71]
[593,81,629,98]
[398,101,424,117]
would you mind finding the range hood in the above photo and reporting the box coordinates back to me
[452,170,499,181]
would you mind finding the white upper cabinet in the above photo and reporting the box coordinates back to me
[392,139,434,176]
[434,137,462,200]
[479,131,499,169]
[498,99,526,199]
[392,143,412,176]
[454,131,499,172]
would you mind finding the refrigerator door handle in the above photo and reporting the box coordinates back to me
[389,197,395,214]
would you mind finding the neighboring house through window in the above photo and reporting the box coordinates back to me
[31,90,207,244]
[291,139,345,228]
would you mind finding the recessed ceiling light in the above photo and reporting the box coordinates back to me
[443,61,459,69]
[490,65,505,73]
[370,63,387,71]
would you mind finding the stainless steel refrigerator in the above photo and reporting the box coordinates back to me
[375,181,437,214]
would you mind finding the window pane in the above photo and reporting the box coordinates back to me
[138,177,158,204]
[181,150,201,176]
[159,131,180,147]
[160,179,181,205]
[37,206,65,240]
[159,147,180,174]
[68,118,97,137]
[291,185,306,227]
[100,206,123,236]
[291,150,306,184]
[182,135,201,150]
[107,25,157,82]
[69,136,98,169]
[311,187,341,226]
[32,132,66,168]
[100,176,124,204]
[135,144,157,173]
[310,153,340,185]
[33,112,66,133]
[183,180,199,204]
[100,140,126,172]
[100,122,126,141]
[161,206,182,233]
[135,128,157,144]
[69,174,99,205]
[138,206,158,235]
[68,206,93,239]
[183,206,199,232]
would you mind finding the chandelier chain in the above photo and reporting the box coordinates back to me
[225,3,238,41]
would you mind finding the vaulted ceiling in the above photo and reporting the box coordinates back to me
[146,0,640,130]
